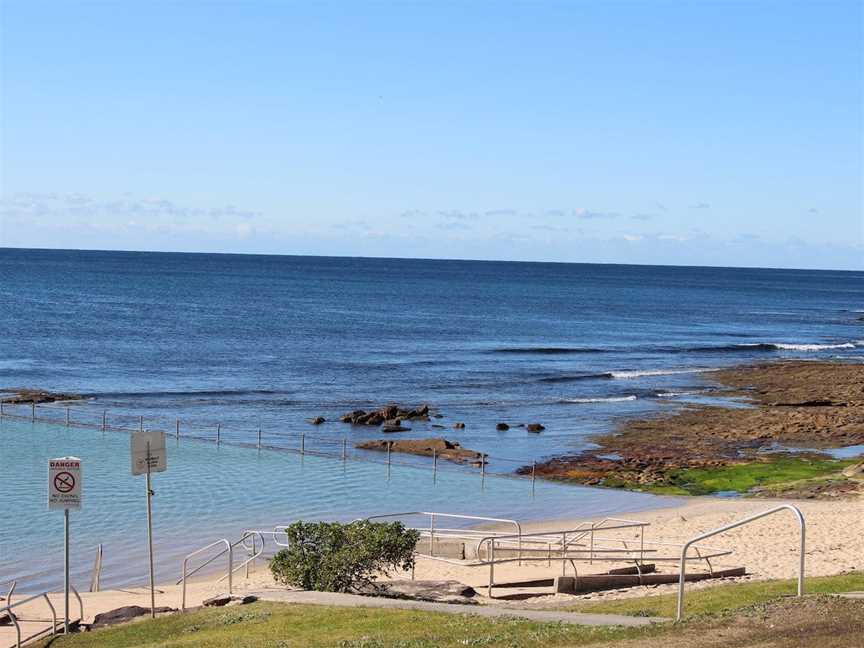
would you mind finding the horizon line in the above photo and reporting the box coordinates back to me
[1,245,862,274]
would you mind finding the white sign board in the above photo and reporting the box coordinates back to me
[48,457,82,510]
[131,431,167,476]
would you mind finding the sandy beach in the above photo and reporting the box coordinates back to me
[6,491,858,645]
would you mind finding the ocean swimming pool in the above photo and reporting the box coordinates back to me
[0,417,672,592]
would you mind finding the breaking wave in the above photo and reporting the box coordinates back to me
[609,368,719,379]
[559,395,638,404]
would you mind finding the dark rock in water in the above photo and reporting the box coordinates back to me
[526,423,545,432]
[382,424,411,433]
[307,416,326,425]
[496,423,510,431]
[356,438,483,465]
[453,422,466,429]
[203,594,233,607]
[359,580,477,605]
[432,424,445,429]
[432,413,444,418]
[340,404,436,425]
[92,605,175,628]
[1,389,83,404]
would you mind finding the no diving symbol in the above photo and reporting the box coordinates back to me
[54,471,75,493]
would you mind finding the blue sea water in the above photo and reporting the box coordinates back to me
[1,248,863,591]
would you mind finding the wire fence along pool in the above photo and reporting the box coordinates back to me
[0,400,544,489]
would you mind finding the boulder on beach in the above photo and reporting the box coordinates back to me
[360,580,477,604]
[356,437,485,465]
[92,605,175,628]
[496,423,509,431]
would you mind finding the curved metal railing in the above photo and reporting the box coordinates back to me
[180,539,232,611]
[676,504,805,620]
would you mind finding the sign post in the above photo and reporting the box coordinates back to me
[131,431,167,619]
[48,456,82,634]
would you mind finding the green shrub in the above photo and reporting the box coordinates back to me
[269,520,420,593]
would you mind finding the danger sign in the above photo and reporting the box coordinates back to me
[48,457,82,510]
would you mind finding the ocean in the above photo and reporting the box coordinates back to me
[1,248,863,591]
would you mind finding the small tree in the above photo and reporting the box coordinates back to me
[269,520,420,593]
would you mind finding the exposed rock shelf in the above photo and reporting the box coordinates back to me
[356,438,486,466]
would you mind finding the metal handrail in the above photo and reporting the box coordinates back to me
[273,526,291,547]
[367,511,523,561]
[477,518,647,560]
[3,580,16,609]
[70,585,84,624]
[180,538,232,611]
[0,590,59,648]
[676,504,805,620]
[219,531,266,582]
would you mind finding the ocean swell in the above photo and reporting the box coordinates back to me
[489,347,610,355]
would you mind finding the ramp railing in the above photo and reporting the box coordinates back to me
[0,585,83,648]
[180,539,232,611]
[676,504,805,620]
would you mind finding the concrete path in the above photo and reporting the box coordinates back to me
[837,591,864,600]
[251,589,667,627]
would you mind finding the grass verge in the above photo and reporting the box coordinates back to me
[38,602,664,648]
[567,571,864,618]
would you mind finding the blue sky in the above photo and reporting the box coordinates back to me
[1,1,861,269]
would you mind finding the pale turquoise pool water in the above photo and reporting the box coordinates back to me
[0,418,672,592]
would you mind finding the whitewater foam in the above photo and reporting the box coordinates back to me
[610,368,718,379]
[768,342,857,351]
[560,395,638,404]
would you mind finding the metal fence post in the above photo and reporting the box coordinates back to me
[387,441,391,480]
[175,419,180,439]
[532,460,536,495]
[342,438,347,461]
[139,416,144,432]
[216,423,221,445]
[65,406,70,427]
[0,400,4,416]
[432,449,438,483]
[481,454,486,489]
[32,402,36,422]
[257,427,261,449]
[562,532,567,576]
[300,433,305,455]
[101,410,106,431]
